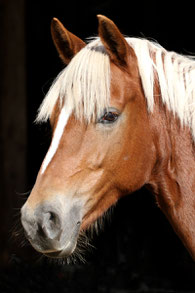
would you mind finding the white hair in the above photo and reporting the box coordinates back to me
[36,38,110,124]
[36,37,195,139]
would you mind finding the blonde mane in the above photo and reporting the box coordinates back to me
[36,37,195,139]
[36,38,110,124]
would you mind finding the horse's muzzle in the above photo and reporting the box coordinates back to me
[21,197,82,258]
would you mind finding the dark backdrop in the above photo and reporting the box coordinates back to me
[1,0,195,292]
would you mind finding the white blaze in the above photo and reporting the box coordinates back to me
[41,106,71,174]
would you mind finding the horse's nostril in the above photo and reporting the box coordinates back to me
[49,212,56,222]
[37,223,48,238]
[44,211,59,224]
[36,210,61,240]
[77,221,81,226]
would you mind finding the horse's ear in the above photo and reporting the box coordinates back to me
[97,15,129,67]
[51,18,86,64]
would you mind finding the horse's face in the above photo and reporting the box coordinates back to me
[21,16,155,259]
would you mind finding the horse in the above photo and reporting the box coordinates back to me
[21,15,195,262]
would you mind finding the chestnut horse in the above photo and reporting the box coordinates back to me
[21,15,195,261]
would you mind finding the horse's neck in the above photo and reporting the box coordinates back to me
[148,104,195,260]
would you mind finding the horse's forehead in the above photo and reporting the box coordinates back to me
[110,63,136,107]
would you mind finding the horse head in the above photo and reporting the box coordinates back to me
[21,16,195,261]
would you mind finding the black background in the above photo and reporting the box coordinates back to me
[1,0,195,292]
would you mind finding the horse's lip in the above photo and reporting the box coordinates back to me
[44,250,64,258]
[43,240,77,259]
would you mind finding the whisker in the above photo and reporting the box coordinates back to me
[15,190,31,196]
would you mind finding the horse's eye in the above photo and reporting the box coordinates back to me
[99,111,119,124]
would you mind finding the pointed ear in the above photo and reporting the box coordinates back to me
[51,18,86,64]
[97,15,129,67]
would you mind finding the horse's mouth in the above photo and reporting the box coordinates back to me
[44,250,64,258]
[26,221,81,259]
[43,240,77,259]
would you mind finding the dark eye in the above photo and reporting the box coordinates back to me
[99,111,119,124]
